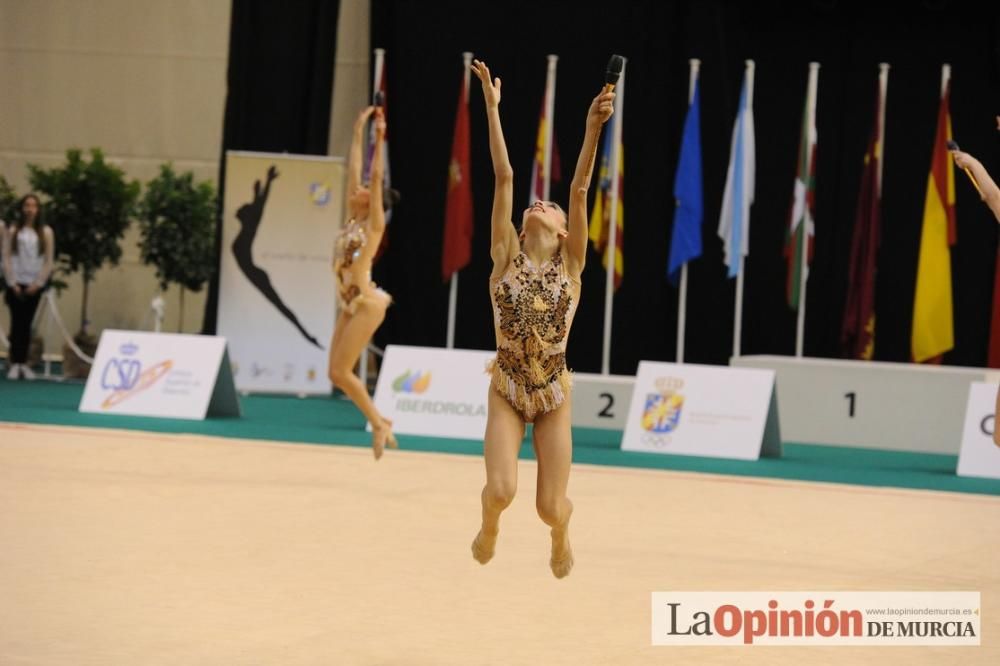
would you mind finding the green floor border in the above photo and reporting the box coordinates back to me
[2,378,999,496]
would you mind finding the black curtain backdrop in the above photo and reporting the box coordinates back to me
[203,0,340,333]
[369,0,1000,374]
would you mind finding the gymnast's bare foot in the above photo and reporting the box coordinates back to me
[383,418,399,451]
[550,500,574,579]
[471,528,498,564]
[371,421,390,460]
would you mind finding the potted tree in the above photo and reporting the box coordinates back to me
[0,175,17,293]
[28,149,139,378]
[137,164,217,331]
[0,175,16,223]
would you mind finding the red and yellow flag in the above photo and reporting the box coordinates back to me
[911,70,956,363]
[529,100,561,204]
[588,136,624,289]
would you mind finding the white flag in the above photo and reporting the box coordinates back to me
[718,66,756,278]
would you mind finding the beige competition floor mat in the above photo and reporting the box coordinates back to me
[1,422,998,665]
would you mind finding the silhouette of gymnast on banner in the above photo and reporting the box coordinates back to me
[232,165,322,349]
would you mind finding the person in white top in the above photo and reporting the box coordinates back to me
[2,194,55,380]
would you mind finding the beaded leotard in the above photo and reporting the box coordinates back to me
[333,218,390,315]
[489,250,579,422]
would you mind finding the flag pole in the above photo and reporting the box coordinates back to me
[732,59,754,360]
[795,62,820,358]
[543,55,558,202]
[372,48,385,103]
[601,58,626,375]
[877,63,889,197]
[676,58,700,364]
[446,51,473,350]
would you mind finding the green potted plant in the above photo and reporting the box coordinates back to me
[138,164,217,331]
[28,148,139,377]
[0,175,17,293]
[0,174,17,223]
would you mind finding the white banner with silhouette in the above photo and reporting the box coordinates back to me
[218,151,344,394]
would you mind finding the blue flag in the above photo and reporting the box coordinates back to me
[668,79,703,284]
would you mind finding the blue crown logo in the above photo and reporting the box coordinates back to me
[119,342,139,356]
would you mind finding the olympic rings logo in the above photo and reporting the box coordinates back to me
[639,432,673,448]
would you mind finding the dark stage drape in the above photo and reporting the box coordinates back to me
[370,0,1000,373]
[203,0,340,333]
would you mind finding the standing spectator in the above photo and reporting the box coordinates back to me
[2,194,54,380]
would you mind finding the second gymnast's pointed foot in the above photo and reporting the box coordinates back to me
[382,418,399,449]
[371,422,389,460]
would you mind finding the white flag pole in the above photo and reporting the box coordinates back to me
[543,55,558,202]
[676,58,700,364]
[372,48,385,101]
[877,63,890,198]
[795,62,820,358]
[732,59,755,360]
[446,51,474,350]
[601,58,626,375]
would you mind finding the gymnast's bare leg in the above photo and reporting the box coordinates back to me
[472,387,525,564]
[328,299,396,459]
[532,395,574,578]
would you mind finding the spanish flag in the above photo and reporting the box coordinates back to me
[588,131,624,289]
[529,56,561,205]
[911,66,956,363]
